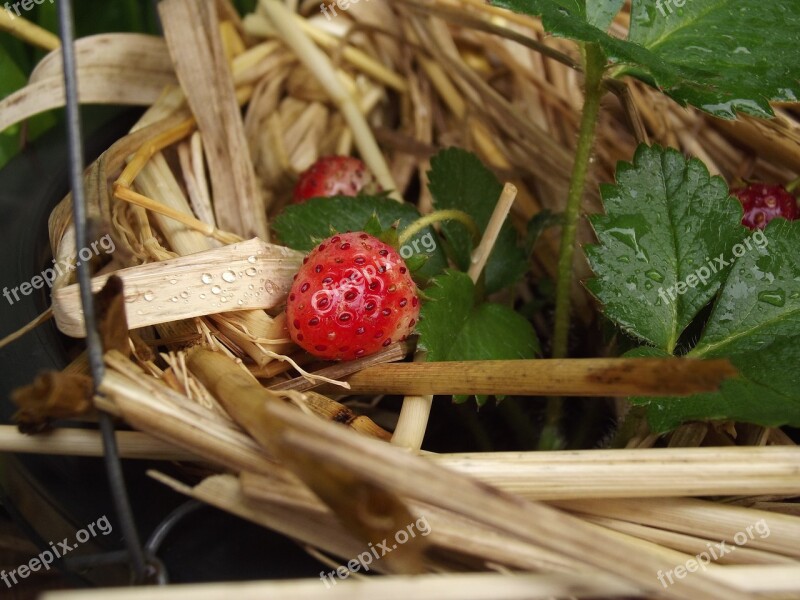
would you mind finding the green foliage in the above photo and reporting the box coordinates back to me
[417,271,540,364]
[628,344,800,432]
[491,0,800,118]
[428,148,528,294]
[585,144,744,353]
[589,145,800,431]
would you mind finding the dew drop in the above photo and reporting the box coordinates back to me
[143,291,155,302]
[247,255,257,264]
[200,293,206,299]
[222,270,236,283]
[245,267,257,277]
[169,278,178,285]
[645,269,664,283]
[211,285,222,295]
[758,289,786,307]
[170,296,178,302]
[201,273,213,284]
[180,291,189,299]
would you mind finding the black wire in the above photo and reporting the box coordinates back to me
[55,0,148,584]
[63,550,130,571]
[145,500,204,555]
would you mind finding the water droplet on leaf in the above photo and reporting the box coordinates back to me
[758,289,786,307]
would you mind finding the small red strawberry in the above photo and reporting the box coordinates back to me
[286,232,419,361]
[292,156,380,204]
[732,183,798,230]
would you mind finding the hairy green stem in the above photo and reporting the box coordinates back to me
[542,44,606,448]
[552,44,606,359]
[398,209,480,245]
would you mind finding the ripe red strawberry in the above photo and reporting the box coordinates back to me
[292,156,379,204]
[286,232,419,361]
[732,183,798,230]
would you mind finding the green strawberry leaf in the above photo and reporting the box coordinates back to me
[628,345,800,432]
[273,196,447,280]
[624,0,800,118]
[588,0,625,30]
[690,219,800,358]
[404,253,429,273]
[491,0,800,118]
[428,148,528,294]
[585,144,744,354]
[532,0,623,30]
[417,270,540,362]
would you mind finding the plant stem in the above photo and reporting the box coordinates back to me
[398,209,480,246]
[543,44,606,449]
[552,44,606,359]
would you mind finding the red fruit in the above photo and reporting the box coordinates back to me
[732,183,798,230]
[286,232,419,361]
[292,156,379,204]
